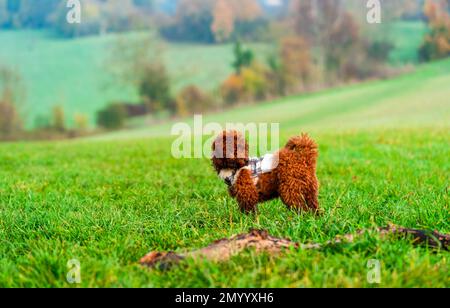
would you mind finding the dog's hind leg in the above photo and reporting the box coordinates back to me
[278,178,309,211]
[303,186,319,211]
[278,178,319,212]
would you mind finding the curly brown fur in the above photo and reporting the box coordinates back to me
[212,131,319,214]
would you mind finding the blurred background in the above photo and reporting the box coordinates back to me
[0,0,449,141]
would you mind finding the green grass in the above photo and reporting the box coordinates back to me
[0,129,448,287]
[0,21,425,128]
[0,57,449,287]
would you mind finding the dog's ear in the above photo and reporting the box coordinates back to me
[211,130,227,159]
[212,130,249,164]
[233,131,248,160]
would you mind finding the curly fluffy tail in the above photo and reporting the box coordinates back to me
[285,133,318,166]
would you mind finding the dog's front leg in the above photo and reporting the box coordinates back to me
[232,167,259,213]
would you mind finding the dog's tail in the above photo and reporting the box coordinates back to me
[285,133,318,167]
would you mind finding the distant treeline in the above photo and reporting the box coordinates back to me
[0,0,441,41]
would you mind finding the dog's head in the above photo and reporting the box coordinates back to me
[211,130,249,186]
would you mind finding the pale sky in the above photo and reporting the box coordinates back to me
[265,0,283,6]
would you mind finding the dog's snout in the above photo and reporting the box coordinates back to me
[219,169,235,186]
[225,176,233,186]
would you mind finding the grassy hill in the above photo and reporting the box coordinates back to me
[0,30,269,128]
[98,58,450,140]
[0,21,426,128]
[388,21,427,65]
[0,57,448,287]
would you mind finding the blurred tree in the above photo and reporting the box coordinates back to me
[49,0,102,37]
[0,65,24,108]
[266,53,287,96]
[160,0,215,43]
[0,0,8,26]
[289,0,373,82]
[290,0,317,44]
[367,41,395,62]
[220,74,245,105]
[52,105,66,133]
[0,0,59,28]
[211,0,235,43]
[48,0,151,37]
[74,113,89,132]
[162,0,264,43]
[108,34,163,86]
[232,41,255,74]
[230,0,266,42]
[107,33,173,113]
[232,17,269,42]
[139,63,172,112]
[0,65,24,140]
[230,0,262,22]
[176,85,214,116]
[213,0,264,42]
[0,100,22,139]
[6,0,20,13]
[96,103,127,130]
[18,0,60,28]
[101,0,144,34]
[327,12,360,72]
[241,62,268,100]
[289,0,342,77]
[382,0,422,20]
[419,0,450,61]
[280,36,313,91]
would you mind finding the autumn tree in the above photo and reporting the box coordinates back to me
[74,113,89,132]
[289,0,342,75]
[211,0,235,43]
[289,0,373,82]
[221,74,245,105]
[419,0,450,61]
[52,105,66,133]
[176,85,214,116]
[229,0,265,41]
[327,12,361,74]
[294,0,315,41]
[241,62,268,100]
[289,0,335,45]
[0,66,24,140]
[229,0,262,22]
[279,36,313,92]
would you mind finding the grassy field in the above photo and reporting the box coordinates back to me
[0,21,425,128]
[0,30,269,128]
[0,58,448,287]
[387,21,427,65]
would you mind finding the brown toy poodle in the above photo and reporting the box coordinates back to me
[212,130,319,213]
